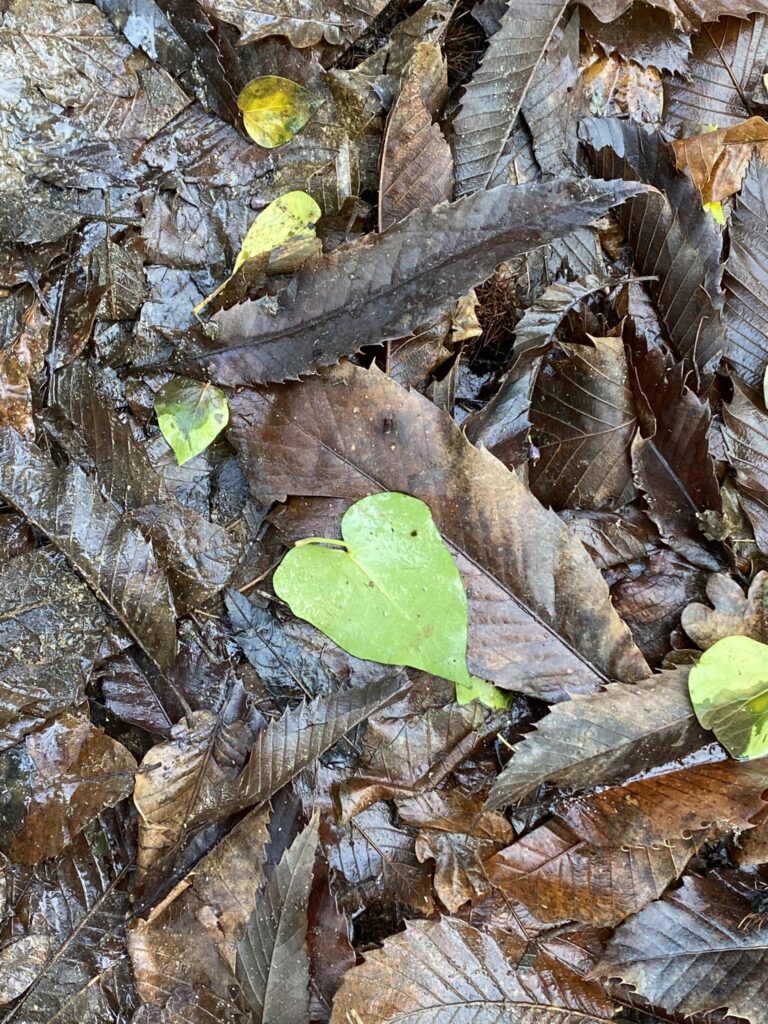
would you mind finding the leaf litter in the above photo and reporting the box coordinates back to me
[3,1,768,1021]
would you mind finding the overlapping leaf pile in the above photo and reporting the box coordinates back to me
[3,0,768,1021]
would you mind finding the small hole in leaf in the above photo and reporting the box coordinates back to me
[410,530,418,537]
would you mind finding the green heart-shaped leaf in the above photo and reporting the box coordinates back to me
[688,634,768,760]
[237,76,323,149]
[272,492,510,710]
[155,377,229,466]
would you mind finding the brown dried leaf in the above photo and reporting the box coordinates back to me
[0,297,48,440]
[378,42,452,230]
[682,571,768,649]
[488,759,768,926]
[229,362,649,696]
[673,116,768,203]
[329,917,615,1024]
[593,873,768,1022]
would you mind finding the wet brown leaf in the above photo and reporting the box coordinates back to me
[378,42,452,230]
[593,873,768,1022]
[488,758,768,927]
[329,916,615,1024]
[1,714,136,865]
[0,297,48,440]
[229,362,649,696]
[722,382,768,554]
[682,571,768,649]
[673,116,768,203]
[184,178,648,385]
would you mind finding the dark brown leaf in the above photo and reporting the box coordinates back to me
[722,382,768,554]
[593,873,768,1022]
[580,116,725,378]
[724,154,768,389]
[329,917,615,1024]
[664,15,768,133]
[236,812,318,1024]
[1,807,137,1024]
[581,5,691,74]
[452,0,569,195]
[486,668,707,808]
[229,362,649,695]
[529,335,637,511]
[682,570,768,649]
[0,429,177,670]
[199,0,388,47]
[182,178,649,385]
[1,714,136,865]
[378,42,453,230]
[488,758,767,927]
[629,341,721,568]
[129,805,270,1024]
[0,547,106,749]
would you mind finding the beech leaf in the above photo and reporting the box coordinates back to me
[273,492,510,709]
[155,377,229,466]
[237,76,323,148]
[688,634,768,759]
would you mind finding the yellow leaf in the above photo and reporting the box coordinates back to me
[704,200,725,225]
[233,191,321,274]
[237,75,323,148]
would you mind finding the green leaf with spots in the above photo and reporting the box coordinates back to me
[155,378,229,466]
[237,76,323,149]
[272,492,510,710]
[688,635,768,760]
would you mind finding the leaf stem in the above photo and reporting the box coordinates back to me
[294,536,350,550]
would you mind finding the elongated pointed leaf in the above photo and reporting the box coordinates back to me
[452,0,568,195]
[593,873,768,1023]
[486,669,706,808]
[1,808,137,1024]
[237,813,319,1024]
[724,155,768,389]
[216,674,411,818]
[180,178,648,385]
[722,382,768,554]
[581,117,725,377]
[230,363,649,699]
[664,15,768,132]
[329,917,615,1024]
[0,428,177,669]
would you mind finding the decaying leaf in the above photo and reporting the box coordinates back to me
[682,571,768,650]
[529,334,637,511]
[1,714,135,865]
[0,547,106,749]
[378,42,453,229]
[201,0,389,47]
[2,807,137,1023]
[0,428,177,670]
[452,0,569,195]
[724,154,768,389]
[329,917,615,1024]
[672,116,768,203]
[581,116,725,377]
[237,75,323,148]
[488,758,768,926]
[593,873,768,1022]
[0,296,48,439]
[230,362,649,697]
[722,381,768,554]
[487,668,706,808]
[183,178,648,384]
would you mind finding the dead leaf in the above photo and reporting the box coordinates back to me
[673,117,768,203]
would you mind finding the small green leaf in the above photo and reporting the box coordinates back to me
[237,76,323,149]
[272,492,510,710]
[155,378,229,466]
[688,635,768,760]
[233,191,321,275]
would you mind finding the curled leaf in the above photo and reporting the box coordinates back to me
[237,76,322,148]
[155,377,229,466]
